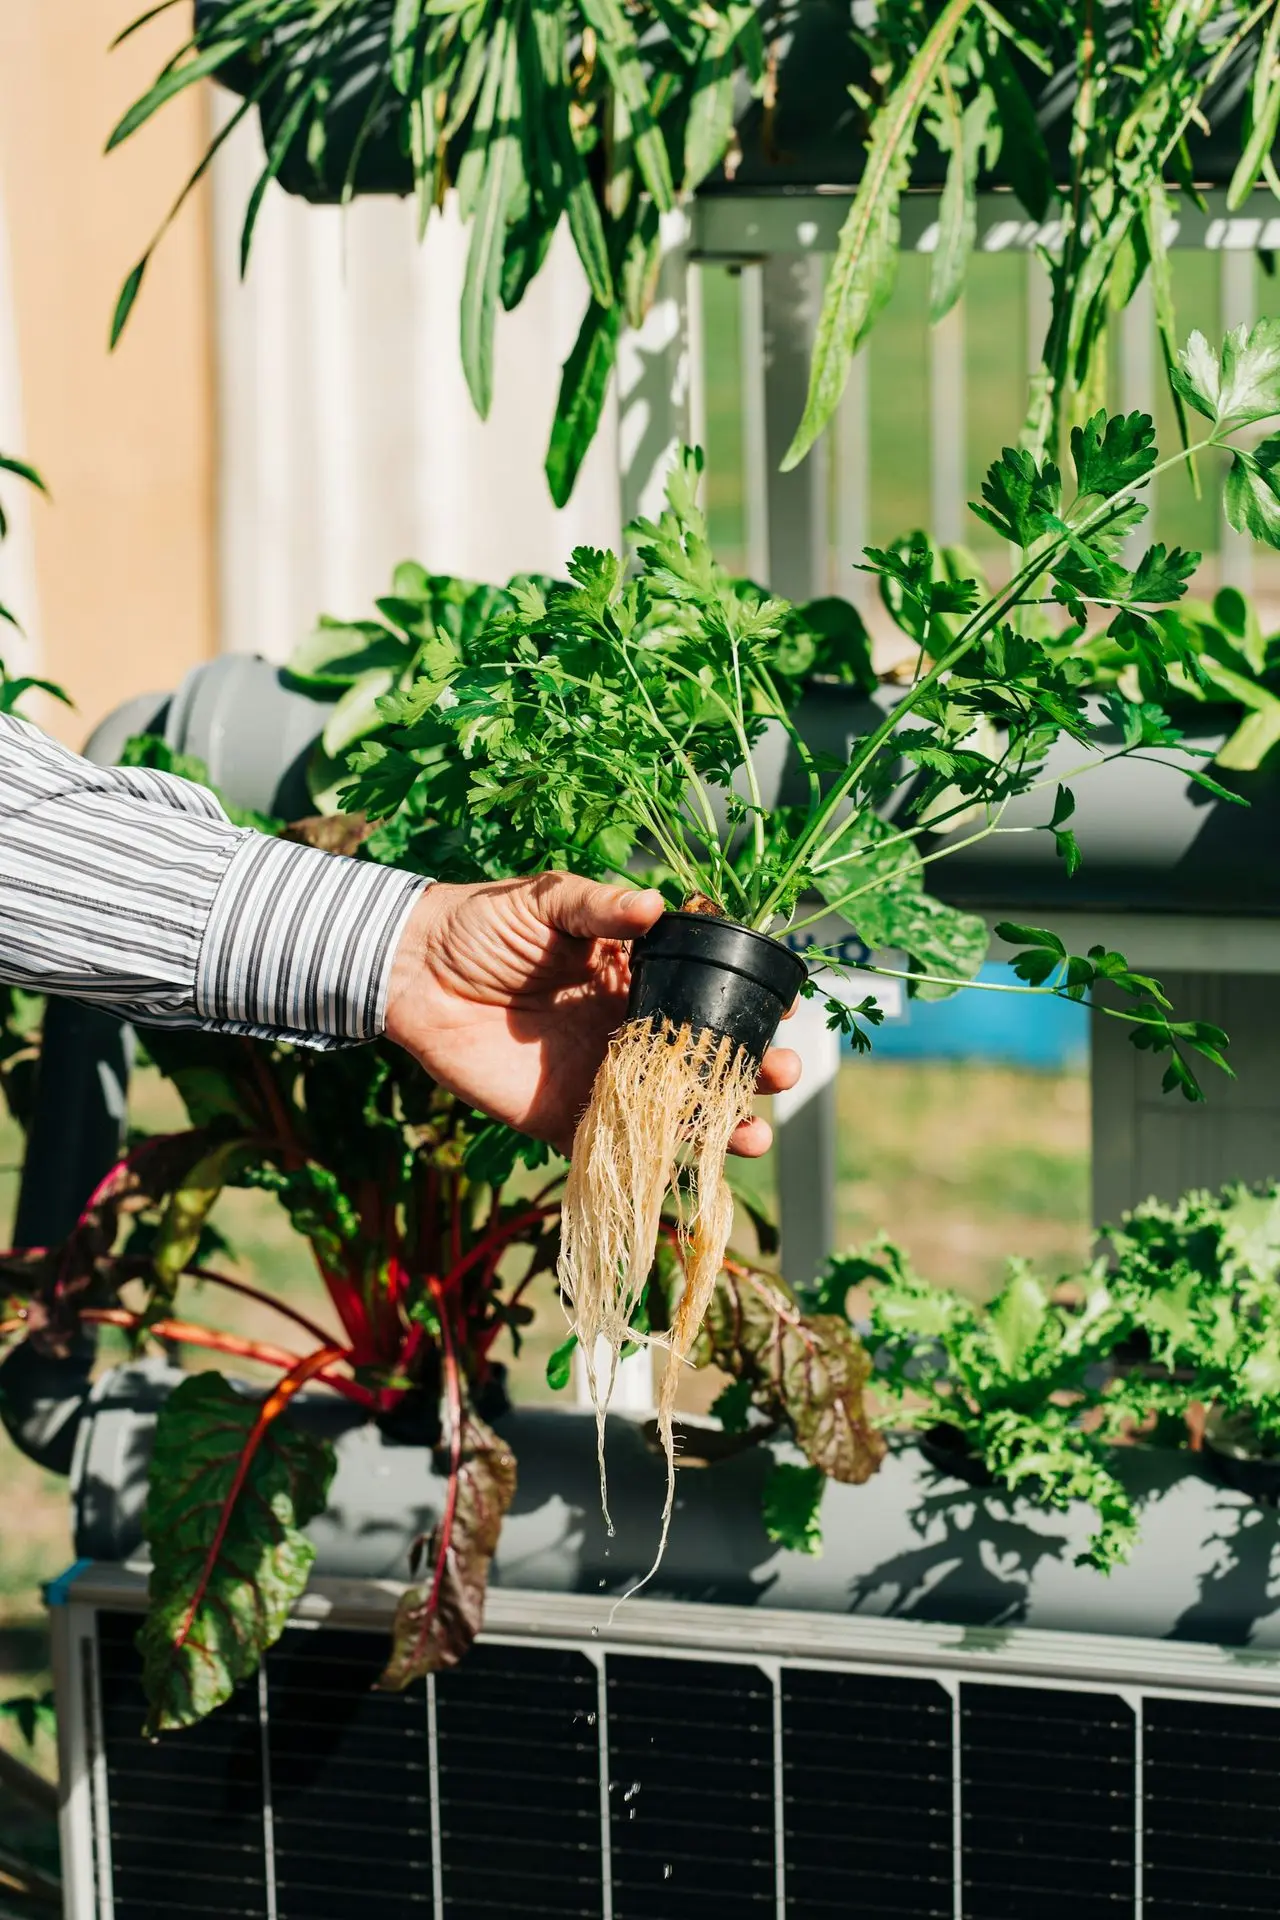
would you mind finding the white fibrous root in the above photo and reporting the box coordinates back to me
[557,1015,757,1577]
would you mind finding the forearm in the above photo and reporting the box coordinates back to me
[0,712,426,1046]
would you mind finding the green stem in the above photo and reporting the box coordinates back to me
[785,820,1037,937]
[751,433,1217,931]
[612,644,730,899]
[721,636,765,875]
[831,958,1179,1036]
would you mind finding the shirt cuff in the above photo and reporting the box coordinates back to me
[194,833,428,1044]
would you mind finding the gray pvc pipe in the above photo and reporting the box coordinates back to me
[70,1361,1280,1649]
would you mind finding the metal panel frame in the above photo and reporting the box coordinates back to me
[59,1562,1280,1920]
[49,1596,104,1920]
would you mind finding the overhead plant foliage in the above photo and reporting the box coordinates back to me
[787,0,1280,468]
[853,1176,1280,1569]
[109,0,771,502]
[116,1,1280,494]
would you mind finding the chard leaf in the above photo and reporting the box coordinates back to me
[780,1313,886,1485]
[139,1371,336,1733]
[379,1414,516,1688]
[321,668,398,758]
[151,1136,251,1296]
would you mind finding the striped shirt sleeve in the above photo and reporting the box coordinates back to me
[0,711,427,1048]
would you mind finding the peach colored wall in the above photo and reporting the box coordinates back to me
[0,2,215,743]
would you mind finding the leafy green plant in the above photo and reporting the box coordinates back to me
[111,0,768,500]
[846,1177,1280,1570]
[353,330,1280,1096]
[898,558,1280,776]
[1104,1179,1280,1463]
[314,328,1280,1586]
[788,0,1280,468]
[852,1240,1140,1570]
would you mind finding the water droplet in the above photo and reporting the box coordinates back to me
[598,1577,607,1589]
[586,1712,597,1727]
[628,1807,637,1820]
[590,1625,600,1638]
[623,1781,641,1802]
[606,1522,616,1539]
[663,1865,673,1881]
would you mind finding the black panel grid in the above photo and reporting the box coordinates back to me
[265,1627,433,1920]
[95,1602,1280,1920]
[782,1667,953,1919]
[1145,1696,1280,1919]
[435,1642,604,1918]
[960,1683,1135,1919]
[96,1610,269,1920]
[607,1654,775,1918]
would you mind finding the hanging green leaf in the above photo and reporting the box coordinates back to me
[783,0,976,471]
[927,81,997,324]
[546,1332,578,1391]
[240,80,320,274]
[984,39,1052,222]
[579,0,675,212]
[106,37,252,150]
[683,4,756,192]
[390,0,428,95]
[545,300,622,508]
[459,23,523,418]
[110,258,149,350]
[1227,0,1280,210]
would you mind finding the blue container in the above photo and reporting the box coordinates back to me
[858,963,1089,1071]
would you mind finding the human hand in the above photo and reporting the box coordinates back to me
[383,874,801,1155]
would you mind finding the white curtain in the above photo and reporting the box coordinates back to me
[211,110,630,662]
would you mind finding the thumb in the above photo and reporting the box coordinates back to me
[536,873,665,943]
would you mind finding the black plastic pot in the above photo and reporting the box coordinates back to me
[918,1422,997,1490]
[194,0,411,203]
[1202,1439,1280,1508]
[707,0,1266,197]
[627,912,807,1066]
